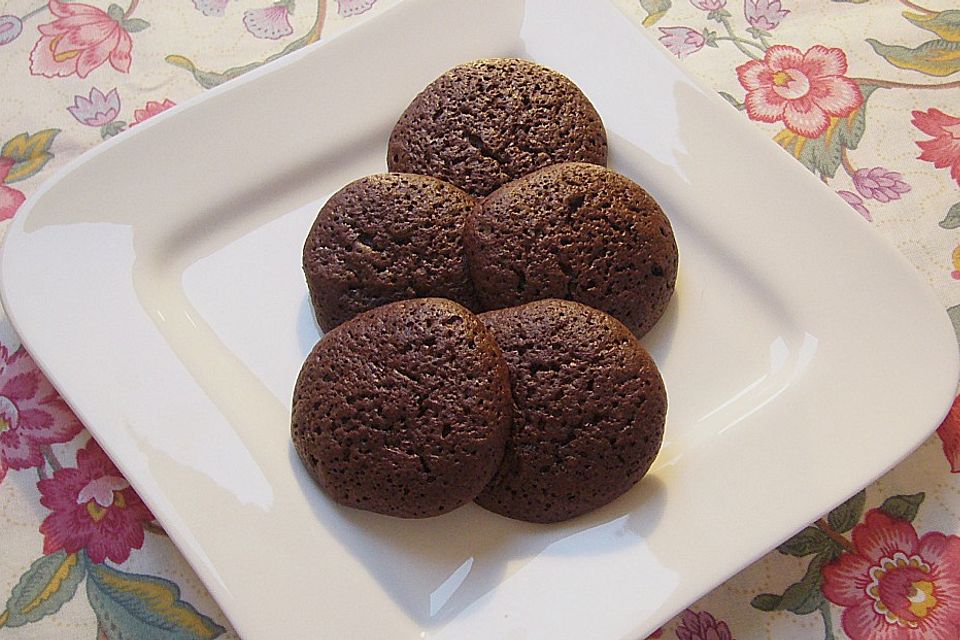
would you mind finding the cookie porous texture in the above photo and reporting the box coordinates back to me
[465,162,678,337]
[387,58,607,197]
[291,298,513,518]
[475,299,666,523]
[303,173,480,333]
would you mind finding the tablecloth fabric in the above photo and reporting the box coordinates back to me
[1,0,959,638]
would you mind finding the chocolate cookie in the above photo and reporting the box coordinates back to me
[387,58,607,197]
[475,300,666,523]
[291,298,512,518]
[303,173,480,332]
[464,162,678,337]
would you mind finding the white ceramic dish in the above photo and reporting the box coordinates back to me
[2,0,957,638]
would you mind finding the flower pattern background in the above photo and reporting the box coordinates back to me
[1,0,959,638]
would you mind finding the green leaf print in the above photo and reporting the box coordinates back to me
[939,202,960,229]
[867,38,960,77]
[86,558,225,640]
[878,492,925,522]
[2,551,85,627]
[903,10,960,43]
[827,489,866,533]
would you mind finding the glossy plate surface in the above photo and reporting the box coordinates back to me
[2,0,957,638]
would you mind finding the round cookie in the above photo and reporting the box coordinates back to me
[291,298,512,519]
[303,173,480,332]
[387,58,607,197]
[464,162,678,337]
[475,300,666,523]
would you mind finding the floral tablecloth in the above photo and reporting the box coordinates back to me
[1,0,959,638]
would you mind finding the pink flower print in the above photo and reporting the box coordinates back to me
[937,394,960,472]
[852,167,911,203]
[0,345,82,473]
[0,158,26,221]
[912,108,960,187]
[38,439,153,563]
[0,15,23,46]
[744,0,788,31]
[659,27,706,59]
[675,610,733,640]
[130,99,176,126]
[336,0,378,16]
[29,0,133,79]
[67,87,120,127]
[737,45,863,138]
[691,0,726,11]
[193,0,230,17]
[243,1,294,40]
[837,190,872,222]
[822,509,960,640]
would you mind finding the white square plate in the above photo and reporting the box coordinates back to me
[2,1,957,638]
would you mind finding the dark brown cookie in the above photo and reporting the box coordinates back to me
[475,300,666,523]
[303,173,481,332]
[291,298,512,518]
[464,162,678,337]
[387,58,607,197]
